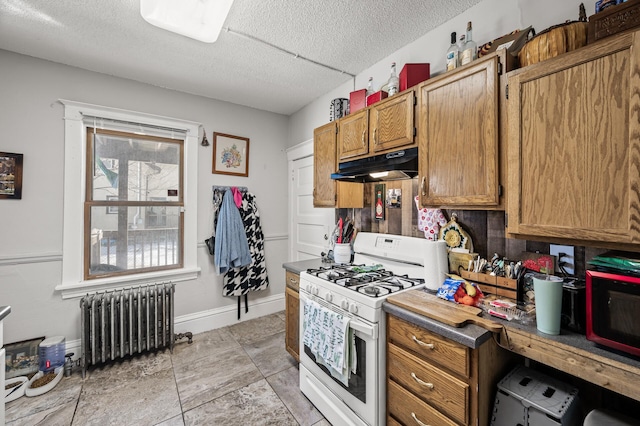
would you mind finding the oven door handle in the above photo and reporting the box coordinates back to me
[349,320,377,338]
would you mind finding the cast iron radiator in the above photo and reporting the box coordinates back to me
[79,282,175,377]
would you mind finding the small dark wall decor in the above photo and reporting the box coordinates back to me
[0,152,23,200]
[375,184,385,220]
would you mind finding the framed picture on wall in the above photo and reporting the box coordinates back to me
[0,152,23,200]
[375,184,385,220]
[212,132,250,177]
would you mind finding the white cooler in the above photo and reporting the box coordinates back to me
[491,365,581,426]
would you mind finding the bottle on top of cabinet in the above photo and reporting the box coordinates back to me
[460,21,477,66]
[387,62,399,96]
[446,31,459,71]
[366,77,375,96]
[458,34,466,66]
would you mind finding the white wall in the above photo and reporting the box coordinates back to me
[287,0,585,147]
[0,50,289,345]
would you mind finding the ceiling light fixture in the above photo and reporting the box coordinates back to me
[140,0,235,43]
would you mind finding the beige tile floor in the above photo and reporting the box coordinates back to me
[5,312,331,426]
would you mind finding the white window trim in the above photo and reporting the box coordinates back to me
[56,100,201,299]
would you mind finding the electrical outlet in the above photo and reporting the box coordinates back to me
[550,244,574,276]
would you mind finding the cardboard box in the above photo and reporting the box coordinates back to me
[477,26,533,58]
[400,63,431,92]
[349,89,367,114]
[366,90,388,107]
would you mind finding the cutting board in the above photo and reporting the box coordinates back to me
[387,289,503,333]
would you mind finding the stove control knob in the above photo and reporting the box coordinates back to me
[341,299,349,310]
[325,292,333,303]
[349,303,358,314]
[312,286,319,296]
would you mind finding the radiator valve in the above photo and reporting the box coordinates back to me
[64,352,74,377]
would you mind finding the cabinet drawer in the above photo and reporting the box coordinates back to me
[285,271,299,291]
[388,379,458,426]
[496,287,517,299]
[388,315,470,378]
[388,343,469,424]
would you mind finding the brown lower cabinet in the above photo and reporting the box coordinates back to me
[386,314,514,426]
[285,271,300,362]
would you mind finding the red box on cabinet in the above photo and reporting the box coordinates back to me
[400,63,431,91]
[349,89,367,113]
[366,90,388,107]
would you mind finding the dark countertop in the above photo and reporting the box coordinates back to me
[383,301,492,349]
[282,258,334,274]
[0,305,10,321]
[495,313,640,370]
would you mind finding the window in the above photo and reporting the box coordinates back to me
[86,128,183,279]
[57,100,200,298]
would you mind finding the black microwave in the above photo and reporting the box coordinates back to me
[586,270,640,357]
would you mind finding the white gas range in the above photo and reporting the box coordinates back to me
[299,232,448,426]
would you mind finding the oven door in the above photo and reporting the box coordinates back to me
[299,290,380,426]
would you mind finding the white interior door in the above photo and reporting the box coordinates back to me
[288,141,335,261]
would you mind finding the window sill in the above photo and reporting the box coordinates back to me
[55,267,201,299]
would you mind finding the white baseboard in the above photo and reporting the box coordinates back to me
[66,293,285,363]
[174,294,285,336]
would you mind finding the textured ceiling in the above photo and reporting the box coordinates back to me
[0,0,482,115]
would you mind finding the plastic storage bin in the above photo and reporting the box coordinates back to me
[38,336,65,372]
[491,365,580,426]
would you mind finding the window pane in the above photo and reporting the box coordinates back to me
[92,133,180,201]
[88,206,182,277]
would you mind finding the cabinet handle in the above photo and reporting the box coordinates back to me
[411,412,431,426]
[412,335,435,349]
[361,129,366,146]
[373,128,378,145]
[421,176,427,196]
[411,372,434,389]
[289,278,298,285]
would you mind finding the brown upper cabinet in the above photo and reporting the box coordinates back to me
[338,90,417,162]
[507,30,640,245]
[313,121,364,208]
[418,52,504,208]
[314,121,338,207]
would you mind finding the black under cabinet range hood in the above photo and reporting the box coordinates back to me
[331,147,418,182]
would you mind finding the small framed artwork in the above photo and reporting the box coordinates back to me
[375,184,385,220]
[0,152,23,200]
[212,132,250,177]
[386,188,401,208]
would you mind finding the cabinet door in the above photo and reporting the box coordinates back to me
[338,109,369,161]
[369,90,416,154]
[285,285,300,362]
[507,31,640,243]
[419,55,500,207]
[313,121,337,207]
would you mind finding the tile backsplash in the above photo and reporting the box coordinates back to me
[337,178,614,280]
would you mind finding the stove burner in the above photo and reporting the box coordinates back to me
[363,286,380,296]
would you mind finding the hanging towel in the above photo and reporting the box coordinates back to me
[302,298,352,385]
[214,189,252,274]
[414,195,447,241]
